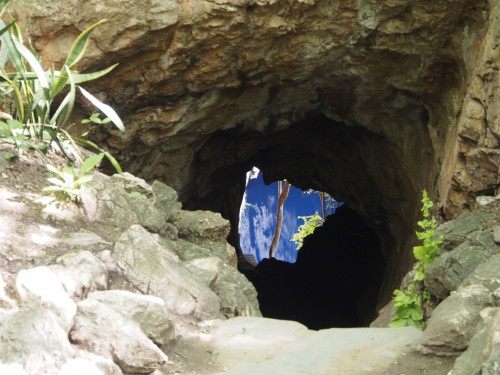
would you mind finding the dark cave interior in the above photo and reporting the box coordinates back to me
[241,204,385,330]
[177,113,430,329]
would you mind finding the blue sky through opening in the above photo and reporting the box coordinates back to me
[239,170,340,263]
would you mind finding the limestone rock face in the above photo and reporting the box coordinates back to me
[416,284,494,356]
[11,0,499,302]
[449,307,500,375]
[113,224,223,319]
[70,298,168,374]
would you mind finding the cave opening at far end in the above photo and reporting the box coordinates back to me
[241,199,385,330]
[180,111,432,331]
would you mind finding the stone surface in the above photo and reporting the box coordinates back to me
[460,253,500,292]
[85,290,176,347]
[187,256,261,318]
[70,298,168,374]
[174,209,237,267]
[435,210,493,251]
[425,230,497,299]
[0,272,16,311]
[50,250,108,300]
[449,307,500,375]
[416,284,494,356]
[81,172,169,233]
[60,351,123,375]
[15,266,76,332]
[209,317,423,375]
[113,224,222,319]
[494,226,500,243]
[0,302,75,374]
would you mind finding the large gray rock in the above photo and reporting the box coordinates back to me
[425,230,497,299]
[81,172,174,233]
[449,307,500,375]
[151,180,182,223]
[85,290,176,347]
[70,298,168,374]
[59,351,123,375]
[15,266,76,332]
[187,256,261,318]
[460,253,500,292]
[0,302,75,374]
[209,317,423,375]
[173,210,229,245]
[416,284,494,356]
[49,251,108,300]
[174,210,237,267]
[113,225,222,319]
[436,210,493,251]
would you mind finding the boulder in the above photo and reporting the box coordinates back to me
[49,251,108,300]
[0,302,75,374]
[187,257,261,318]
[151,180,182,223]
[416,284,493,356]
[15,266,76,332]
[174,210,230,244]
[113,225,222,319]
[59,351,123,375]
[435,210,493,251]
[425,230,497,299]
[81,172,170,233]
[460,253,500,292]
[174,210,237,267]
[85,290,176,347]
[449,307,500,375]
[70,298,168,374]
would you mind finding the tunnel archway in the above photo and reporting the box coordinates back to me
[178,110,434,322]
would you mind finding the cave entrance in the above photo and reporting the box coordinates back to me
[182,112,431,329]
[237,170,385,329]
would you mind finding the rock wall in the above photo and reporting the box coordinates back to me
[9,0,499,303]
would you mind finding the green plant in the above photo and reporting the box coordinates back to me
[389,190,443,329]
[390,284,424,329]
[413,190,443,280]
[290,212,324,250]
[42,152,104,203]
[0,0,124,167]
[81,112,111,125]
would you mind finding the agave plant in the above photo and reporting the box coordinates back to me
[0,0,124,170]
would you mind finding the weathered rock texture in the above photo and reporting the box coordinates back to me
[11,0,499,303]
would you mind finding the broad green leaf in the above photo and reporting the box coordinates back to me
[10,79,25,121]
[72,64,118,84]
[79,86,124,133]
[389,318,409,328]
[74,174,93,186]
[411,308,423,321]
[413,246,426,260]
[72,136,122,173]
[64,19,108,68]
[80,152,104,176]
[13,39,49,89]
[51,66,76,129]
[0,20,26,81]
[45,163,62,175]
[46,177,66,187]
